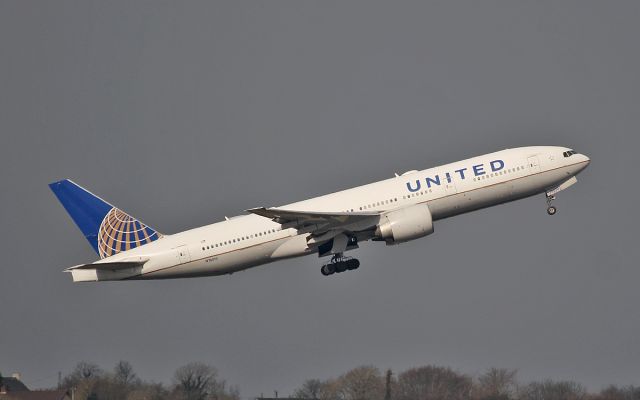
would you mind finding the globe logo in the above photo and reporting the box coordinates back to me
[97,208,161,258]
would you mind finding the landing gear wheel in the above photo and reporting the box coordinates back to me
[320,254,360,276]
[335,262,347,273]
[545,193,557,216]
[321,263,336,276]
[346,259,360,270]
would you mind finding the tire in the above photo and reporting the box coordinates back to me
[347,259,360,270]
[547,206,557,215]
[321,264,334,276]
[335,262,347,273]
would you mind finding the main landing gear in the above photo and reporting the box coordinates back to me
[546,194,557,216]
[321,253,360,276]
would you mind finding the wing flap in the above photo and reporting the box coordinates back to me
[247,207,380,234]
[248,207,378,224]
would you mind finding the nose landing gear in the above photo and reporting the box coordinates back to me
[320,253,360,276]
[546,194,557,215]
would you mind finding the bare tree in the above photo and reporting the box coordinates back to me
[85,361,142,400]
[476,368,517,400]
[68,362,102,381]
[595,385,640,400]
[114,361,139,386]
[318,378,342,400]
[338,366,384,400]
[518,380,586,400]
[294,379,324,400]
[396,365,472,400]
[173,362,222,400]
[61,361,104,395]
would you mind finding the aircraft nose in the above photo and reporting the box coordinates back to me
[577,153,591,171]
[582,153,591,165]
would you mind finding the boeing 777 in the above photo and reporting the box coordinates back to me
[50,146,590,282]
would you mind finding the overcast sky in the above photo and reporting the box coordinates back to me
[1,1,639,396]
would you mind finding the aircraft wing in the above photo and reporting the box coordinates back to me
[247,207,380,233]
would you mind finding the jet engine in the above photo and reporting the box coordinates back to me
[375,203,434,245]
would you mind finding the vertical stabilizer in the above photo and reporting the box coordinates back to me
[49,179,162,258]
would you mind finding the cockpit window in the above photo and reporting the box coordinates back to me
[563,150,578,158]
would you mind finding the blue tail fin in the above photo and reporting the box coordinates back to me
[49,179,162,258]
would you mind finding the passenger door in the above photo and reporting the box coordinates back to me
[175,245,191,264]
[527,155,540,172]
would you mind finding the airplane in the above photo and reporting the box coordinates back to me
[50,146,590,282]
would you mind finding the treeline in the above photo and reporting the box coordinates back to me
[44,362,640,400]
[53,361,239,400]
[292,366,640,400]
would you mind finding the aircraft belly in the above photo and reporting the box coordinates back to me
[135,238,290,280]
[270,235,313,259]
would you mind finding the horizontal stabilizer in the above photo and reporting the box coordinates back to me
[66,260,147,272]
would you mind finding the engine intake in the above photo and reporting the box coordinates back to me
[375,203,434,245]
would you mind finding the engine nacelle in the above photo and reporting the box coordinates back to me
[375,203,434,245]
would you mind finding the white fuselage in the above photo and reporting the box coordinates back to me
[71,146,590,282]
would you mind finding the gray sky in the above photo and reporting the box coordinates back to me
[1,1,638,396]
